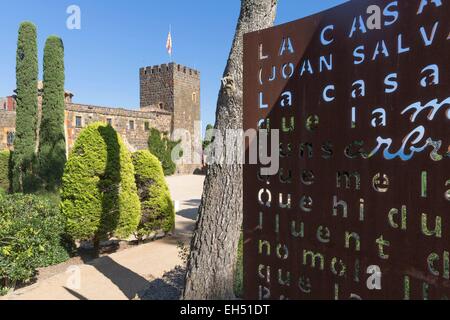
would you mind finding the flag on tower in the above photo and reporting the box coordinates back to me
[166,29,173,57]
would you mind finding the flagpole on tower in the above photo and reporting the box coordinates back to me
[169,24,172,62]
[166,25,173,63]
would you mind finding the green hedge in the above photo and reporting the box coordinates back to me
[0,151,11,193]
[148,128,177,176]
[132,150,175,239]
[0,194,69,292]
[61,122,141,242]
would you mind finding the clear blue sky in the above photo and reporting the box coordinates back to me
[0,0,348,128]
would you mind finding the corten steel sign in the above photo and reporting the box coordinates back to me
[243,0,449,300]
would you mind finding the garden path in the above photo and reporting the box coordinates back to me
[1,175,205,300]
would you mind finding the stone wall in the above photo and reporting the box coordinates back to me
[65,103,172,152]
[0,104,172,154]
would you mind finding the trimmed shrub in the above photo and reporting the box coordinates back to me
[0,151,11,192]
[148,128,177,176]
[0,194,69,292]
[12,22,38,193]
[38,36,66,190]
[61,123,141,243]
[132,150,175,239]
[202,123,214,151]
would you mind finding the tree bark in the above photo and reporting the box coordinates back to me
[183,0,277,300]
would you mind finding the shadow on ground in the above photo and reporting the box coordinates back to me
[177,199,201,220]
[62,256,152,300]
[64,287,89,300]
[87,256,151,299]
[139,266,186,300]
[63,245,186,300]
[173,221,197,240]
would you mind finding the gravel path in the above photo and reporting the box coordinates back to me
[139,266,186,300]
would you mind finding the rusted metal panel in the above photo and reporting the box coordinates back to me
[243,0,449,300]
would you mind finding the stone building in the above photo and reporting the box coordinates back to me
[140,63,201,173]
[0,62,201,174]
[0,96,17,111]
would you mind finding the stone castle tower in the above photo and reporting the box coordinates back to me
[140,63,200,138]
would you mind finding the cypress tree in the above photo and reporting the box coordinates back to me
[38,36,66,190]
[12,22,39,193]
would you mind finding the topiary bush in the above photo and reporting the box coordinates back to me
[132,150,175,240]
[0,151,11,193]
[148,128,177,176]
[0,194,69,293]
[60,122,141,244]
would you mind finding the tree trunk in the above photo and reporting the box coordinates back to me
[183,0,277,300]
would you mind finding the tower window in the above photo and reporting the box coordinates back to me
[6,131,15,146]
[192,92,197,103]
[144,122,150,131]
[159,103,164,109]
[129,120,135,130]
[75,116,83,128]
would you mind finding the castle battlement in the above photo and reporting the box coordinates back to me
[140,62,200,78]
